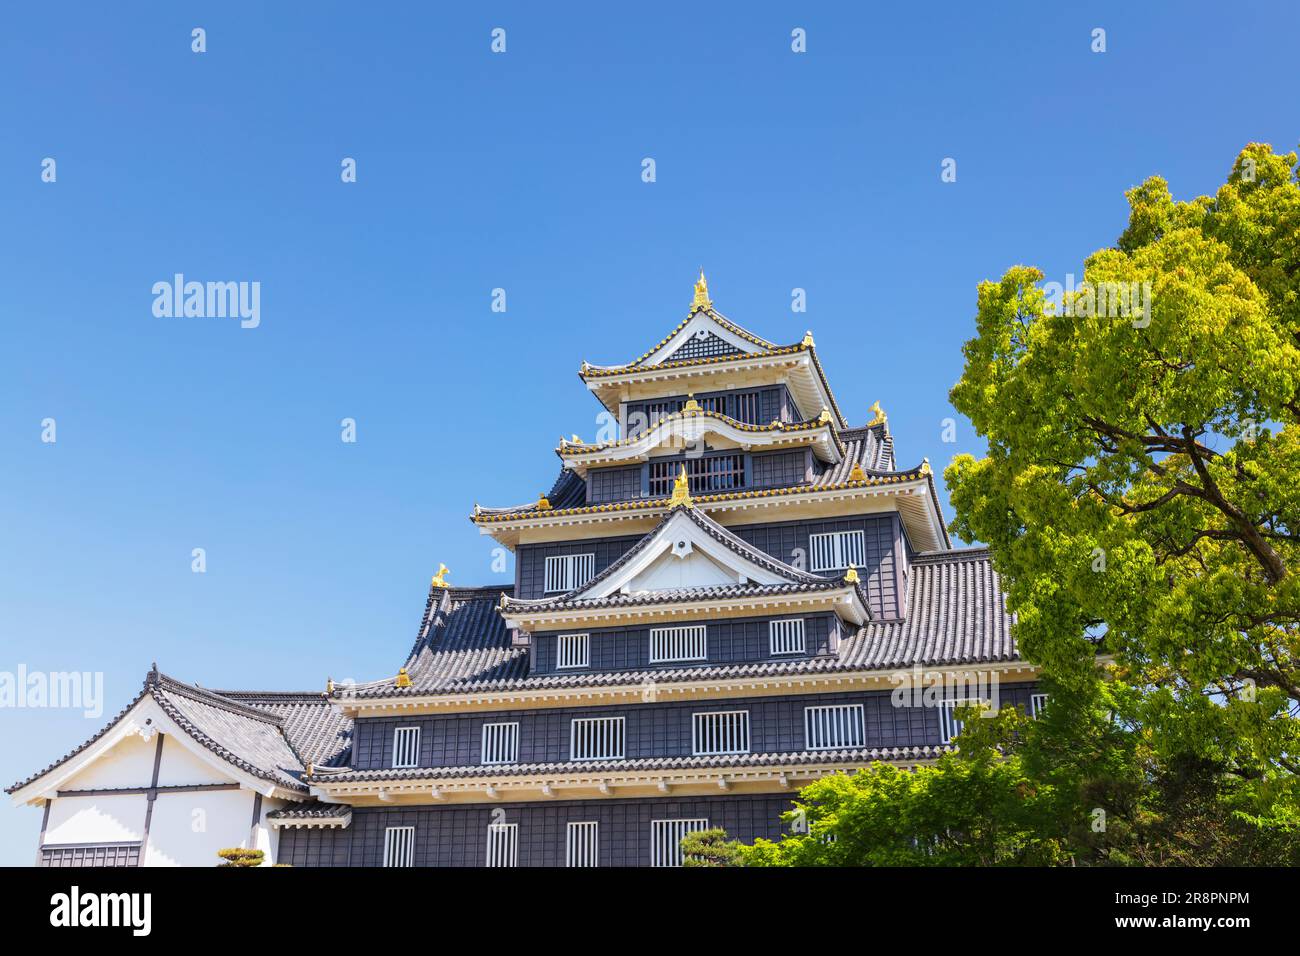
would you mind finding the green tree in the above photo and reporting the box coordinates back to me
[946,143,1300,815]
[680,828,744,867]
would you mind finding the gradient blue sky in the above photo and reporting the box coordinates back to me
[1,2,1295,863]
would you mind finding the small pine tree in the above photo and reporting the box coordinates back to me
[217,847,265,867]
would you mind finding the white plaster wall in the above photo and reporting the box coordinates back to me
[631,549,737,591]
[145,788,260,867]
[45,793,146,845]
[60,731,158,791]
[153,736,231,787]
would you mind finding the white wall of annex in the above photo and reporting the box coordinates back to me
[45,793,146,845]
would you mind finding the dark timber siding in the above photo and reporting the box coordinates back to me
[531,613,840,675]
[277,793,796,867]
[730,512,906,620]
[351,683,1040,770]
[587,466,641,504]
[515,535,642,600]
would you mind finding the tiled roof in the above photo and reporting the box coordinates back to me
[307,745,954,783]
[580,307,780,373]
[556,410,844,459]
[850,548,1017,667]
[7,670,353,795]
[266,801,352,821]
[337,547,1017,701]
[579,307,849,428]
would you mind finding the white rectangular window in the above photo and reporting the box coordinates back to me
[566,821,599,867]
[939,699,988,744]
[692,710,750,755]
[556,633,590,669]
[649,624,707,663]
[481,722,520,765]
[570,716,625,760]
[650,818,709,868]
[392,726,420,769]
[485,823,518,867]
[544,553,595,593]
[383,826,414,867]
[804,703,865,750]
[1030,693,1049,718]
[769,618,806,656]
[809,530,866,572]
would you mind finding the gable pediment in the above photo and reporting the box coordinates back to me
[581,509,809,601]
[642,312,768,367]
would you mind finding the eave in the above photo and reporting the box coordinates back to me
[306,751,950,805]
[501,586,870,633]
[558,411,842,474]
[332,661,1043,717]
[580,346,848,430]
[474,473,949,553]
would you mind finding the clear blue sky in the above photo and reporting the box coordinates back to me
[1,2,1294,863]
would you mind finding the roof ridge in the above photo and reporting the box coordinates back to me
[153,673,286,727]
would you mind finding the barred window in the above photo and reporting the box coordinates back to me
[692,711,750,755]
[481,722,520,765]
[649,624,707,663]
[769,618,806,655]
[392,726,420,769]
[566,821,599,867]
[544,553,595,593]
[809,530,866,572]
[556,633,590,669]
[804,703,865,750]
[1030,693,1049,718]
[939,699,989,743]
[650,818,710,868]
[570,716,625,760]
[383,826,414,867]
[486,823,518,867]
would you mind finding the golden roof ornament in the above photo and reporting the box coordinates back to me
[669,465,694,508]
[395,667,412,689]
[536,493,552,511]
[431,563,451,588]
[802,330,815,347]
[326,677,334,694]
[818,406,832,425]
[844,566,860,584]
[920,457,931,476]
[682,393,702,414]
[867,401,887,427]
[692,269,712,310]
[848,461,866,482]
[570,434,583,445]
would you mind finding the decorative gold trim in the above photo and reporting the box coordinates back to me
[668,465,693,509]
[431,564,451,588]
[692,269,712,310]
[681,393,702,414]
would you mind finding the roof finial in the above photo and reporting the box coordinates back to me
[669,465,694,508]
[395,667,413,689]
[844,566,860,584]
[867,401,887,427]
[431,563,451,588]
[692,269,712,310]
[920,457,931,476]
